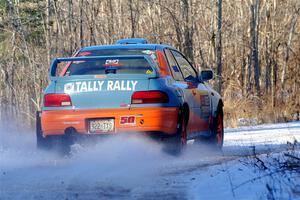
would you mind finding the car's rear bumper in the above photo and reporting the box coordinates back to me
[41,107,179,137]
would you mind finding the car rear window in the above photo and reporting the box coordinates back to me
[65,57,154,76]
[63,49,157,76]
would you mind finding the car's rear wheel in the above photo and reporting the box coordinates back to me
[163,112,187,155]
[36,112,73,154]
[180,116,188,146]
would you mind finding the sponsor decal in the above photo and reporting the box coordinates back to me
[120,116,136,125]
[146,69,153,74]
[142,50,155,55]
[142,50,157,62]
[105,59,119,65]
[200,95,210,106]
[103,59,122,67]
[172,65,180,72]
[200,94,210,118]
[64,80,138,93]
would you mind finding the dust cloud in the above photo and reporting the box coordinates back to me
[0,123,208,181]
[0,121,231,199]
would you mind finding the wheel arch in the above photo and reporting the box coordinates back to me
[218,99,224,112]
[181,102,190,125]
[213,99,224,118]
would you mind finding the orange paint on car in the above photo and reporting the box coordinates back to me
[187,111,210,134]
[41,107,179,136]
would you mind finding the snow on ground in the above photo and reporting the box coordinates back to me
[225,121,300,146]
[0,122,300,200]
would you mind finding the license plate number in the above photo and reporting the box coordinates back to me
[89,119,114,133]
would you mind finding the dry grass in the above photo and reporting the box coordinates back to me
[222,78,300,128]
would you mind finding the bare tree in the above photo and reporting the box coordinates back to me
[281,9,299,90]
[250,0,261,97]
[181,0,194,63]
[216,0,222,94]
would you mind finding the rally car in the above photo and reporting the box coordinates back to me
[36,38,224,153]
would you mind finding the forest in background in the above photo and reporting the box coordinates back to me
[0,0,299,128]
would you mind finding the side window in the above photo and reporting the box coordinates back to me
[171,50,198,82]
[164,49,184,81]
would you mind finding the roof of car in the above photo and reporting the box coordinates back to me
[81,43,176,51]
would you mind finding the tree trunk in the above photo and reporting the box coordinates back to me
[68,0,73,54]
[264,4,272,94]
[45,0,51,64]
[209,0,215,69]
[250,1,261,97]
[281,11,299,89]
[216,0,222,94]
[241,47,246,95]
[129,0,135,38]
[181,0,194,63]
[247,54,252,95]
[108,0,114,44]
[79,0,84,47]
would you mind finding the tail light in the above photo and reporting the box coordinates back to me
[44,94,72,107]
[131,91,169,104]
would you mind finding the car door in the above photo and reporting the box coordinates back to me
[168,50,211,137]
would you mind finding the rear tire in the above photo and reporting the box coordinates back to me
[36,112,73,155]
[163,112,188,155]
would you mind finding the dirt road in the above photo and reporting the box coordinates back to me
[1,122,299,199]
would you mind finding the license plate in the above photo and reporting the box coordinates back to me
[89,119,114,133]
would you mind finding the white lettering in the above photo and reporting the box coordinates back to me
[75,82,81,92]
[121,80,126,91]
[131,81,138,91]
[81,82,87,92]
[98,81,104,90]
[65,80,139,93]
[126,81,131,90]
[113,81,120,91]
[107,81,114,90]
[88,81,93,92]
[93,81,98,91]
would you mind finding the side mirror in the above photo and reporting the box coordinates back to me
[200,70,213,82]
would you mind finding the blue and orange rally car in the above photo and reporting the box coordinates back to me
[36,38,224,153]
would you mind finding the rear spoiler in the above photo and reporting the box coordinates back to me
[49,55,159,81]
